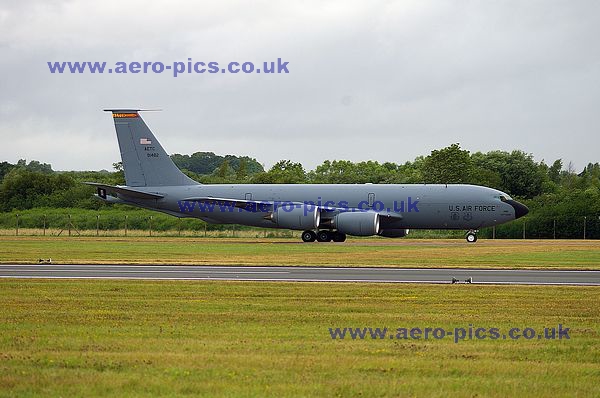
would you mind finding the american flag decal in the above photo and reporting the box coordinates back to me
[140,138,152,145]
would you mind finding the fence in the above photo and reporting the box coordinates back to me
[1,212,296,238]
[2,211,599,239]
[480,215,600,240]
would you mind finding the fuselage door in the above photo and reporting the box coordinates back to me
[368,192,375,208]
[245,192,252,201]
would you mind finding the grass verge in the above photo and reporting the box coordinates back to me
[0,280,598,397]
[1,236,600,269]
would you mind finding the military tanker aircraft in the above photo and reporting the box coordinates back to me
[87,110,528,243]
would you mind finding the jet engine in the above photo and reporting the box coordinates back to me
[334,211,380,236]
[270,206,320,230]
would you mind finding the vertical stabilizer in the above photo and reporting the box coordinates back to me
[105,109,198,187]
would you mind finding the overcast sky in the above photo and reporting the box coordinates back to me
[1,0,599,172]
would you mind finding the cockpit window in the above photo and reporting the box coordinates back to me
[494,194,511,202]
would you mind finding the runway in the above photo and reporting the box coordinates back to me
[0,264,599,285]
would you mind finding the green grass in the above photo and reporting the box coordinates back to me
[1,236,600,269]
[0,280,598,397]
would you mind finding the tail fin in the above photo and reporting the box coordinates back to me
[105,109,197,187]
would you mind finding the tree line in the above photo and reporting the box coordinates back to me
[1,145,599,238]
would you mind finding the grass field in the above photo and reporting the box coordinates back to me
[1,236,600,269]
[0,280,598,397]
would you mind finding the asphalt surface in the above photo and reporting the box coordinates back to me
[0,264,599,285]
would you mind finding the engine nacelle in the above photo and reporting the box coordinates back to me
[378,228,410,238]
[334,211,380,236]
[272,206,320,230]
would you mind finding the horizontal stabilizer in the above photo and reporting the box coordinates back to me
[85,182,164,200]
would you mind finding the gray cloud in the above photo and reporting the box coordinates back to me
[1,0,599,171]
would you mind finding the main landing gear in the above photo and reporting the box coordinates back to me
[465,230,478,243]
[302,230,346,243]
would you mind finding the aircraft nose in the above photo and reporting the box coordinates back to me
[506,199,529,219]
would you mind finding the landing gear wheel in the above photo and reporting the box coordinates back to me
[332,232,347,242]
[466,232,478,243]
[301,230,317,243]
[316,230,332,242]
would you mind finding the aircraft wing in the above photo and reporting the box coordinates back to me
[84,182,164,200]
[181,196,276,210]
[183,197,404,221]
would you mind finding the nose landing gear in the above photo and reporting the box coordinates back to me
[465,230,478,243]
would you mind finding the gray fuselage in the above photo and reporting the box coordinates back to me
[124,183,523,231]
